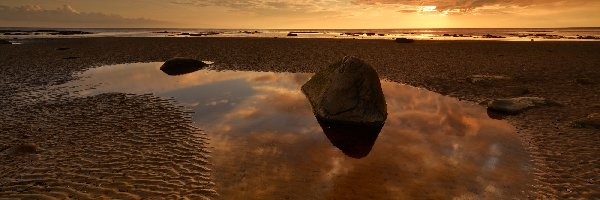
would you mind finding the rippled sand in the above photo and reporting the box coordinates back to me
[0,92,216,199]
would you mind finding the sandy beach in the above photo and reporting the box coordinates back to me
[1,37,599,199]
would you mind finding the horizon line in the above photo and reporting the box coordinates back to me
[1,26,599,30]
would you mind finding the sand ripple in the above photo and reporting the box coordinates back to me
[1,93,216,199]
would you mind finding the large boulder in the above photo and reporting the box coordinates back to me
[302,56,387,126]
[160,58,206,76]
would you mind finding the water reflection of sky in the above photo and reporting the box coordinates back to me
[64,62,532,199]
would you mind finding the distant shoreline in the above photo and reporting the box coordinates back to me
[1,27,600,42]
[2,26,600,29]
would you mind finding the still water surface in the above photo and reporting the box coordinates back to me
[62,62,532,199]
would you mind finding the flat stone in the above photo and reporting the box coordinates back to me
[487,97,554,115]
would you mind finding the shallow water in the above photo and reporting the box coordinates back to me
[61,62,533,199]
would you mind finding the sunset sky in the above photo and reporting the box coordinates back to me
[0,0,599,28]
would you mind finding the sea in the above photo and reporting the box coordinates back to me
[1,27,600,41]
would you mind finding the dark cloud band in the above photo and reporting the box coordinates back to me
[0,5,168,28]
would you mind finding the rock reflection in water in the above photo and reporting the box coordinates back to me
[160,66,201,76]
[63,62,533,200]
[318,120,382,158]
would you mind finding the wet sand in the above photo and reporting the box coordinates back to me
[1,92,216,199]
[1,37,599,199]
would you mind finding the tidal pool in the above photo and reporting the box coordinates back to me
[61,62,532,199]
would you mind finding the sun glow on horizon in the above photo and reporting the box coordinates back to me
[0,0,599,28]
[418,6,437,13]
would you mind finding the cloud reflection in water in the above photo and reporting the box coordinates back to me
[66,62,532,199]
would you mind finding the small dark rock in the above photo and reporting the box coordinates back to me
[575,78,594,85]
[572,113,600,129]
[160,58,206,76]
[0,39,11,44]
[2,143,39,156]
[395,38,414,43]
[287,33,298,36]
[482,34,506,38]
[577,35,599,39]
